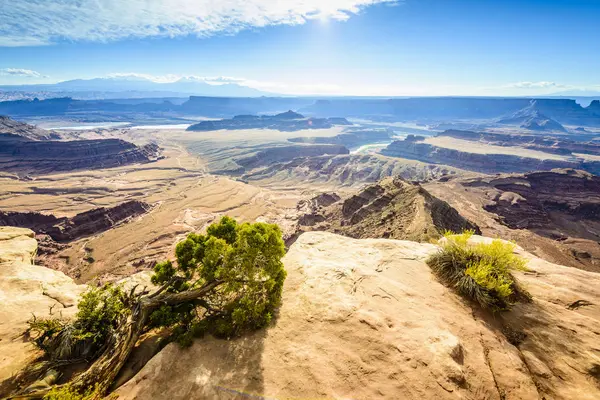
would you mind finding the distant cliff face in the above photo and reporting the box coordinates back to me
[300,97,600,126]
[0,200,151,242]
[0,115,62,140]
[478,169,600,236]
[0,117,162,175]
[381,137,586,174]
[588,100,600,116]
[381,133,600,175]
[186,111,352,132]
[2,96,600,127]
[233,144,350,171]
[288,129,391,148]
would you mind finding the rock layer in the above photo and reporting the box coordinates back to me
[298,176,479,241]
[0,200,152,242]
[0,133,161,175]
[425,169,600,272]
[187,111,351,132]
[382,134,600,175]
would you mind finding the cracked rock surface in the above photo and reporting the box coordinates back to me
[116,232,600,400]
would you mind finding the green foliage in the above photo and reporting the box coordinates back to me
[150,260,176,285]
[28,285,128,360]
[149,216,287,342]
[43,384,101,400]
[30,214,286,385]
[75,285,128,344]
[427,230,529,311]
[206,215,238,244]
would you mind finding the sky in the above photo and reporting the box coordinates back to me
[0,0,599,96]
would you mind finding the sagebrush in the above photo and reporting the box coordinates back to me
[426,230,530,311]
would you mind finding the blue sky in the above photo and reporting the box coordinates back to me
[1,0,599,95]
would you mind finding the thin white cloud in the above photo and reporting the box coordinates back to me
[0,68,46,78]
[507,81,567,89]
[107,72,180,83]
[1,0,398,47]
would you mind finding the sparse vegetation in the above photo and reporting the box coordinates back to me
[426,230,530,311]
[20,216,287,399]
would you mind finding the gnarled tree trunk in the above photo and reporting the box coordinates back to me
[11,280,223,400]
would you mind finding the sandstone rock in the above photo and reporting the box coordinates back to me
[187,112,351,132]
[0,227,85,383]
[0,115,61,140]
[0,227,157,392]
[425,169,600,272]
[115,232,600,400]
[234,144,349,170]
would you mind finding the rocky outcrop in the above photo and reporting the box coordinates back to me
[298,176,479,241]
[521,114,566,132]
[296,193,341,227]
[0,200,152,242]
[0,228,154,393]
[441,130,600,156]
[0,115,62,140]
[0,227,86,383]
[498,107,567,132]
[115,231,600,400]
[0,132,161,175]
[187,111,351,132]
[242,153,461,186]
[588,100,600,116]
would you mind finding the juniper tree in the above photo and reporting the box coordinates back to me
[19,216,287,400]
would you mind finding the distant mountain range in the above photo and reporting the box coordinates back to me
[0,77,275,100]
[1,96,600,129]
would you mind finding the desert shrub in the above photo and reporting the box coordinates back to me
[149,216,287,341]
[29,285,128,361]
[427,230,529,311]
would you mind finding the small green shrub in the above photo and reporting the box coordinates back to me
[427,230,529,311]
[28,284,128,361]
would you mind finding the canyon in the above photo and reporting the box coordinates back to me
[0,116,162,176]
[1,103,600,399]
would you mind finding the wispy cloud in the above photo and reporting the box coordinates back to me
[1,0,398,47]
[0,68,47,78]
[506,81,568,89]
